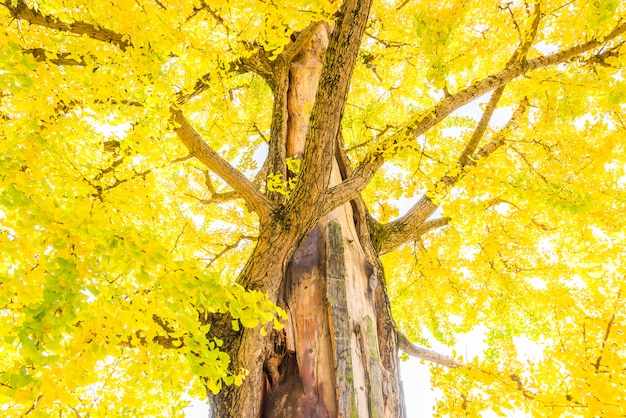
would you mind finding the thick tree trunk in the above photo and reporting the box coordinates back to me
[209,6,405,417]
[277,185,405,418]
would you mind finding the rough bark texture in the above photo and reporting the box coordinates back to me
[209,1,404,415]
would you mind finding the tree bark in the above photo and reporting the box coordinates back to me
[208,6,405,416]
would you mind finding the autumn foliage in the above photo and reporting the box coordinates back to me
[1,0,625,416]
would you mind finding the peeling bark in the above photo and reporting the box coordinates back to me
[221,3,404,415]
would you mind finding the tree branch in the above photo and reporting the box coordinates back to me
[182,150,270,206]
[378,98,530,254]
[321,19,626,216]
[22,47,87,66]
[397,331,538,400]
[258,23,327,203]
[594,290,621,371]
[457,1,541,168]
[2,0,131,50]
[286,0,374,228]
[281,21,325,65]
[201,235,257,267]
[170,107,273,220]
[396,331,461,368]
[415,217,450,235]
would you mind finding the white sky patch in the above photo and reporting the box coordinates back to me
[458,266,473,279]
[184,399,210,417]
[460,245,480,261]
[490,106,514,129]
[396,195,418,217]
[568,274,586,289]
[526,276,547,290]
[534,41,559,55]
[473,24,489,34]
[401,357,441,416]
[456,325,488,361]
[80,288,97,303]
[492,201,514,215]
[514,336,547,362]
[590,225,611,245]
[452,95,486,119]
[574,113,597,130]
[450,93,512,129]
[617,163,626,189]
[130,154,146,166]
[441,126,466,138]
[190,213,205,228]
[537,237,557,264]
[84,116,132,138]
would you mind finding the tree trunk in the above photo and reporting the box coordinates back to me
[208,19,406,417]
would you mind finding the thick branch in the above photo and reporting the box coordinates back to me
[457,87,506,168]
[286,0,374,227]
[2,0,131,50]
[416,217,450,235]
[378,98,530,254]
[321,20,626,216]
[170,107,273,220]
[183,151,270,206]
[396,331,461,368]
[264,64,290,203]
[281,21,325,65]
[377,196,439,254]
[260,23,326,202]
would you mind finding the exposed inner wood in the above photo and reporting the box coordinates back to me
[263,21,398,418]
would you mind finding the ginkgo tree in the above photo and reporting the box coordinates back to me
[1,0,625,416]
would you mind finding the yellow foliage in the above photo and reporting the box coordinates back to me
[1,0,626,416]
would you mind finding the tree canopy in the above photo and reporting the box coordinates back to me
[1,0,625,416]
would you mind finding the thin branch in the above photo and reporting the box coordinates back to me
[202,235,257,267]
[170,222,187,254]
[320,20,626,216]
[170,154,194,164]
[22,47,87,66]
[169,107,273,220]
[175,50,275,105]
[397,332,538,400]
[20,394,42,417]
[594,290,621,371]
[456,87,506,169]
[594,313,616,371]
[2,0,132,50]
[472,98,529,163]
[458,1,541,168]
